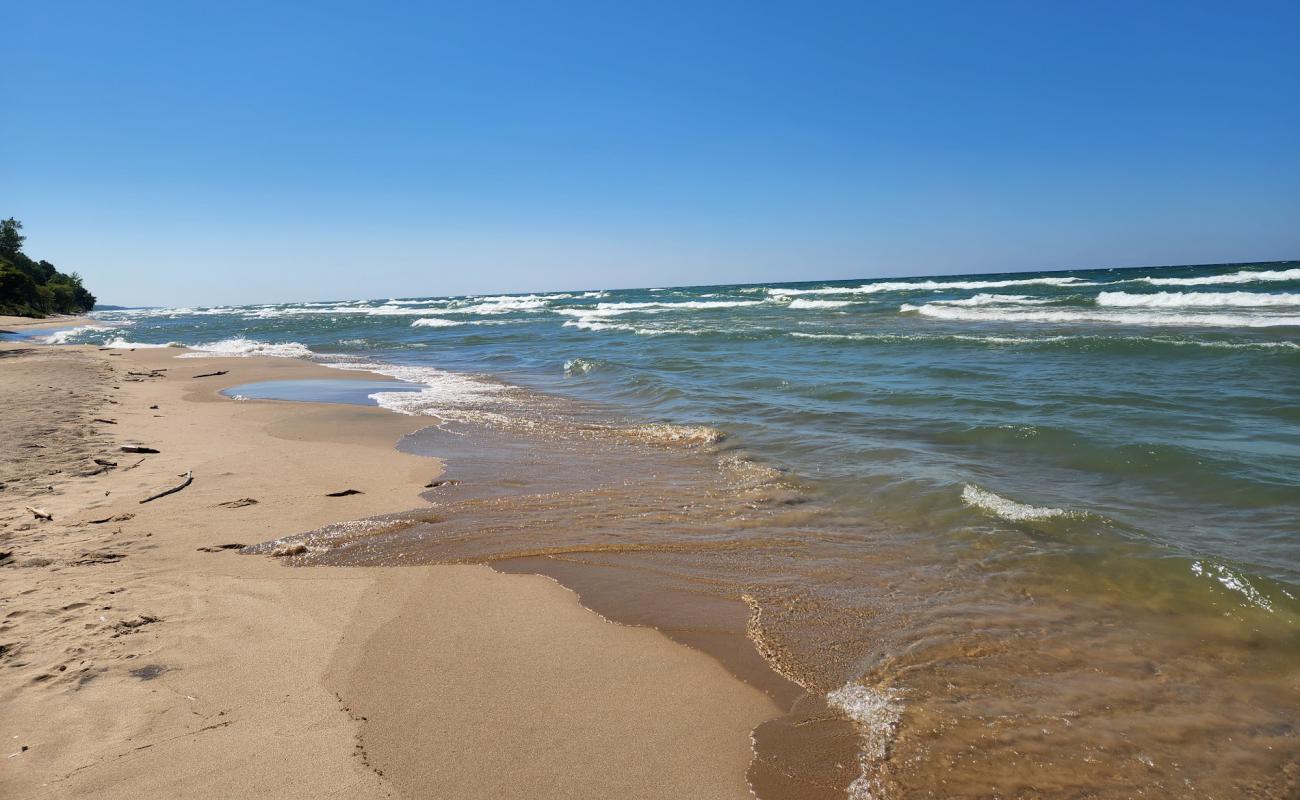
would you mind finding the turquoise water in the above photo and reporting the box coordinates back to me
[70,261,1299,611]
[59,260,1300,795]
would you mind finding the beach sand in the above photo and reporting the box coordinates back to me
[0,342,779,798]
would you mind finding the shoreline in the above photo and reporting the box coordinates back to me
[1,342,782,798]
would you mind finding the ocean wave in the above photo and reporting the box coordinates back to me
[770,276,1091,296]
[901,303,1300,328]
[247,304,436,318]
[961,483,1074,522]
[1140,267,1300,286]
[622,422,726,447]
[441,296,553,314]
[103,337,182,349]
[322,360,511,418]
[1190,560,1275,612]
[1096,291,1300,308]
[790,330,1300,351]
[410,318,464,327]
[176,338,316,358]
[42,325,113,344]
[826,683,903,800]
[929,293,1052,307]
[587,300,766,314]
[787,298,855,309]
[563,357,600,375]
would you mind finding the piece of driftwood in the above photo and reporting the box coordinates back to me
[191,370,228,379]
[93,458,118,467]
[325,489,363,497]
[120,445,160,454]
[92,418,117,425]
[122,457,147,471]
[25,506,53,521]
[217,498,258,508]
[89,513,135,524]
[140,471,193,504]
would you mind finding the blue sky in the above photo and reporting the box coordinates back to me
[7,1,1299,306]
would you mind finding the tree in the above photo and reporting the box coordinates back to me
[0,218,24,259]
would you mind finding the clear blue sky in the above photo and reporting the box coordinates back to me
[7,1,1299,306]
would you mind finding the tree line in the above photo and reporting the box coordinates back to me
[0,218,96,317]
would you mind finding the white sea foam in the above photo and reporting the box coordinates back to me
[826,683,903,800]
[103,337,181,349]
[410,318,464,328]
[563,357,599,375]
[787,298,855,309]
[1140,267,1300,286]
[961,483,1072,522]
[1096,291,1300,307]
[770,276,1091,296]
[929,293,1052,307]
[176,338,315,358]
[1190,560,1274,612]
[902,303,1300,328]
[441,296,553,314]
[42,325,113,344]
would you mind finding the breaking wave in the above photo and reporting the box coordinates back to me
[901,303,1300,328]
[411,318,464,327]
[787,298,855,309]
[769,276,1091,296]
[176,338,316,358]
[961,483,1074,522]
[1096,291,1300,307]
[1139,267,1300,286]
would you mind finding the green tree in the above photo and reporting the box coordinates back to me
[0,218,24,259]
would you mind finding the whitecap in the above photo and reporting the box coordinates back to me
[42,325,113,344]
[770,276,1091,296]
[1096,291,1300,308]
[1140,267,1300,287]
[826,683,904,800]
[961,483,1073,522]
[176,338,315,358]
[928,293,1052,307]
[902,303,1300,328]
[787,298,855,309]
[410,318,464,328]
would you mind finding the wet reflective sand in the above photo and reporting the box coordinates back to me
[247,414,1299,798]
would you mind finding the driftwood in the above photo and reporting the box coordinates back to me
[89,513,134,524]
[92,418,117,425]
[121,445,160,454]
[93,458,118,467]
[140,471,193,504]
[122,457,147,471]
[217,498,258,508]
[25,506,53,521]
[325,489,363,497]
[191,370,228,379]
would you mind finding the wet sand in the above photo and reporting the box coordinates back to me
[0,343,778,798]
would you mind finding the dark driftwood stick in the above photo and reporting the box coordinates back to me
[121,445,160,454]
[191,370,228,379]
[140,471,193,504]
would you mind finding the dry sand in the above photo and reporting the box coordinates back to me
[0,342,779,798]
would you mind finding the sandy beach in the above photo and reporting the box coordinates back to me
[0,340,780,798]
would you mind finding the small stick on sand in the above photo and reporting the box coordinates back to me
[140,471,193,504]
[122,457,147,471]
[191,370,228,379]
[121,445,160,454]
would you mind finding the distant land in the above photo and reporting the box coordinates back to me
[0,218,96,318]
